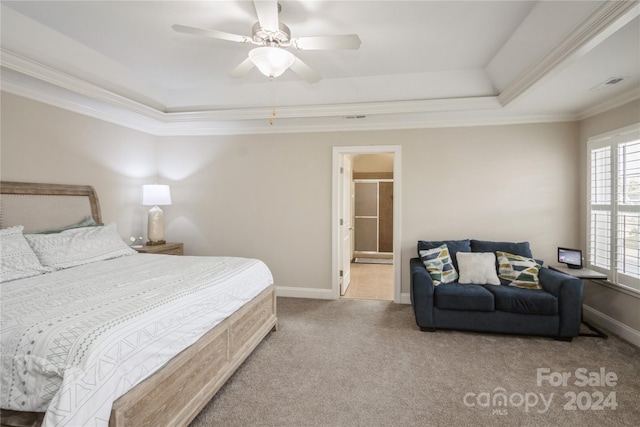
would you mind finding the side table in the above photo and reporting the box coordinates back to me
[549,265,608,339]
[134,242,184,256]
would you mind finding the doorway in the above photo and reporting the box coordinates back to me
[332,146,401,303]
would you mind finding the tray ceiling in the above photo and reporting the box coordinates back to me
[1,1,639,135]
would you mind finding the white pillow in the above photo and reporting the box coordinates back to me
[456,252,501,285]
[0,226,51,282]
[25,222,137,269]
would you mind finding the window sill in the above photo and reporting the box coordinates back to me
[587,279,640,299]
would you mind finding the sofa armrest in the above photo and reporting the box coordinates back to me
[539,267,584,337]
[410,258,435,329]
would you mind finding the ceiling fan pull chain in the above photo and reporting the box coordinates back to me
[270,77,276,125]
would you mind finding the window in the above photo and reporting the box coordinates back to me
[588,124,640,293]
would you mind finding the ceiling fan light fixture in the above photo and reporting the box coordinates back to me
[249,46,295,78]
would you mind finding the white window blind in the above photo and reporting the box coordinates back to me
[616,141,640,284]
[588,124,640,293]
[589,147,611,270]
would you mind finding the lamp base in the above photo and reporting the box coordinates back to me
[147,205,166,245]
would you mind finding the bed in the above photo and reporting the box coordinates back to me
[0,181,278,427]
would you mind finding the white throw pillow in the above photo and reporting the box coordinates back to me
[25,222,137,269]
[456,252,501,285]
[0,226,51,282]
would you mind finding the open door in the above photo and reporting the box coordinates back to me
[339,155,353,295]
[332,145,401,303]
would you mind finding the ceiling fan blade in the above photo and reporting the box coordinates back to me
[228,57,255,78]
[289,56,321,84]
[253,0,279,33]
[292,34,361,50]
[172,24,251,44]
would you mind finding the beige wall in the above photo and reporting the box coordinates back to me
[1,92,580,298]
[0,92,157,238]
[578,99,640,339]
[353,153,394,172]
[156,122,579,296]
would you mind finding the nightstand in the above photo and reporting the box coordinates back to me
[134,242,184,256]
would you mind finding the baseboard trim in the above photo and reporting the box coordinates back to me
[400,293,411,305]
[276,286,335,300]
[275,287,412,304]
[583,304,640,348]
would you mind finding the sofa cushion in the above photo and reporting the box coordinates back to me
[418,239,470,271]
[434,283,494,312]
[484,285,558,315]
[497,251,543,289]
[419,244,458,286]
[470,240,532,258]
[457,252,501,285]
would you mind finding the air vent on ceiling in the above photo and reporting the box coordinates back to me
[590,77,627,91]
[605,77,624,85]
[345,115,366,119]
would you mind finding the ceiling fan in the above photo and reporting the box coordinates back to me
[172,0,361,84]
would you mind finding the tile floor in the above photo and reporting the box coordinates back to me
[342,262,394,301]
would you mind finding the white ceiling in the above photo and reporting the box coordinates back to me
[1,0,639,135]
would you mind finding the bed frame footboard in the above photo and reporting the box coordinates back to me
[110,284,277,427]
[0,285,277,427]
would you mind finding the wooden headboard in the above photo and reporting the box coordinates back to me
[0,181,102,233]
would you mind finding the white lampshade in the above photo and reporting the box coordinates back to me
[142,184,172,206]
[249,47,295,78]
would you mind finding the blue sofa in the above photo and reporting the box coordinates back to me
[410,239,584,340]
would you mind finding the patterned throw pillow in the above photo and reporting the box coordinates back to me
[419,244,458,286]
[0,226,51,282]
[25,222,137,270]
[497,251,542,289]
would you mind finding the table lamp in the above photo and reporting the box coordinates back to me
[142,184,172,245]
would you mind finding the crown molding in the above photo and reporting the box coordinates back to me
[0,73,166,134]
[0,67,598,137]
[225,113,577,137]
[0,21,631,137]
[1,49,167,120]
[499,0,640,107]
[3,70,579,136]
[4,47,535,135]
[577,89,640,121]
[2,48,504,123]
[166,96,502,121]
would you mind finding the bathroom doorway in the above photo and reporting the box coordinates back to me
[332,146,401,302]
[346,154,394,300]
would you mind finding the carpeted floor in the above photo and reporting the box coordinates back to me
[190,297,640,427]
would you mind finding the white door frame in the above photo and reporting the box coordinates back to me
[332,145,402,302]
[339,154,353,296]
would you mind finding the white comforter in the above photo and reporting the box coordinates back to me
[1,254,273,426]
